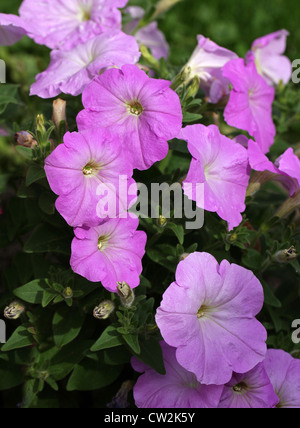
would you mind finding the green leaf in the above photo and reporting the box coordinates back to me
[22,379,44,409]
[182,111,203,123]
[24,224,71,255]
[103,347,131,366]
[42,289,57,308]
[0,91,19,113]
[1,325,33,352]
[242,249,262,270]
[135,337,166,375]
[15,146,33,160]
[26,164,46,186]
[66,358,123,391]
[13,279,49,304]
[90,326,123,352]
[45,377,59,392]
[48,340,92,381]
[261,280,282,308]
[52,306,85,348]
[166,223,184,245]
[0,359,23,390]
[123,333,140,354]
[39,192,56,215]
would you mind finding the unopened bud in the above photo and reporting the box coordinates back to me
[140,45,160,70]
[185,76,200,99]
[117,282,135,308]
[157,214,167,228]
[274,246,298,263]
[14,131,37,149]
[180,252,190,261]
[276,189,300,219]
[52,99,67,131]
[107,380,135,408]
[4,302,25,320]
[93,300,115,320]
[36,114,46,135]
[152,0,182,19]
[246,171,276,197]
[63,287,73,299]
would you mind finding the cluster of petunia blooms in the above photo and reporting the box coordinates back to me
[2,0,300,408]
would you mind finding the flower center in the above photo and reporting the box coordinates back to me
[233,382,247,393]
[98,236,109,251]
[197,305,208,319]
[82,161,100,176]
[127,100,144,116]
[78,1,93,22]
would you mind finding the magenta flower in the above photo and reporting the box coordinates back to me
[248,140,300,196]
[77,64,182,171]
[264,349,300,408]
[45,129,136,228]
[70,216,147,292]
[246,30,292,86]
[184,35,238,103]
[156,252,267,386]
[19,0,129,50]
[223,58,276,154]
[132,341,223,408]
[30,31,140,99]
[179,124,250,231]
[0,13,27,46]
[218,364,279,408]
[124,6,169,60]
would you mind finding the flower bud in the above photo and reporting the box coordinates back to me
[117,282,135,308]
[107,380,134,408]
[152,0,182,19]
[63,287,73,299]
[52,98,67,131]
[246,171,276,197]
[185,76,200,99]
[276,189,300,219]
[274,246,298,263]
[4,302,25,320]
[140,45,160,71]
[180,252,190,261]
[93,300,115,320]
[157,214,167,228]
[36,114,46,135]
[14,131,38,149]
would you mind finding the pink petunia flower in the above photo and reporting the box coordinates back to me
[45,129,136,228]
[19,0,129,50]
[0,13,27,46]
[70,216,147,292]
[156,252,267,386]
[264,349,300,408]
[77,64,183,171]
[124,6,169,60]
[179,124,250,231]
[132,341,224,408]
[246,30,292,86]
[218,363,279,408]
[30,30,140,99]
[183,35,238,103]
[223,58,276,154]
[248,140,300,196]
